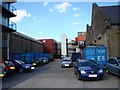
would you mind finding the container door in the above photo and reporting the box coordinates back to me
[96,46,107,68]
[83,47,96,62]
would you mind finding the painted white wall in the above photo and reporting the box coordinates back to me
[61,34,67,57]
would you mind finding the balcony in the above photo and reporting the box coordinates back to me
[0,16,16,32]
[0,2,17,17]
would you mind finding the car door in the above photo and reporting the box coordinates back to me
[112,59,119,75]
[107,59,114,73]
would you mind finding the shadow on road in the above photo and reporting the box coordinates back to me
[2,64,52,89]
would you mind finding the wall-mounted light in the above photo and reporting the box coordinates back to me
[104,18,111,29]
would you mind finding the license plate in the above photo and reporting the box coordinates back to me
[33,63,36,65]
[10,67,15,69]
[89,74,97,77]
[65,64,69,66]
[0,74,4,77]
[31,67,35,69]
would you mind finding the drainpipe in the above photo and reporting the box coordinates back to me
[104,18,111,59]
[0,30,2,61]
[7,33,10,60]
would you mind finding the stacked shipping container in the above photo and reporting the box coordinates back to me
[38,39,58,58]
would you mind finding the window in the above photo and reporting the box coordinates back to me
[4,61,14,66]
[113,59,119,66]
[107,59,114,64]
[79,61,97,67]
[108,59,118,66]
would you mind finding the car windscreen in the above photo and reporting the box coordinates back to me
[79,61,97,67]
[62,60,71,62]
[5,61,14,66]
[41,58,47,60]
[15,60,24,64]
[34,59,39,61]
[42,59,47,61]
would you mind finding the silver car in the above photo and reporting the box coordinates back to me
[106,57,120,77]
[61,59,73,68]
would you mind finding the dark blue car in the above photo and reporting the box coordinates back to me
[74,59,104,80]
[10,60,35,72]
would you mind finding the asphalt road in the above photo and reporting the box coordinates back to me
[2,59,120,89]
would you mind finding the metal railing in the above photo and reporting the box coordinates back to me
[1,2,17,15]
[0,16,17,30]
[9,20,16,30]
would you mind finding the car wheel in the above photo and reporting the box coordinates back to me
[19,68,24,73]
[106,68,110,74]
[77,71,81,80]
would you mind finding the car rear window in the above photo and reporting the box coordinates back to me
[62,60,71,62]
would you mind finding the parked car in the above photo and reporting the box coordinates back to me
[31,58,43,66]
[74,59,104,80]
[2,60,15,75]
[61,58,73,68]
[106,57,120,77]
[0,64,6,77]
[10,60,35,72]
[40,57,49,64]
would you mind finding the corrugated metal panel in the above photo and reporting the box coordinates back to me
[9,32,44,54]
[82,46,107,69]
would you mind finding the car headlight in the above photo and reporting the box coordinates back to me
[25,66,30,68]
[99,69,103,73]
[81,70,86,74]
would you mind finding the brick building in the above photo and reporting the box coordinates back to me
[86,3,120,58]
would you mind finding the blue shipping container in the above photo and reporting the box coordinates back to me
[10,53,52,63]
[82,46,107,69]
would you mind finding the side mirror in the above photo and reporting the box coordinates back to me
[114,64,118,66]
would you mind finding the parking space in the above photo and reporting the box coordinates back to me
[2,59,120,89]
